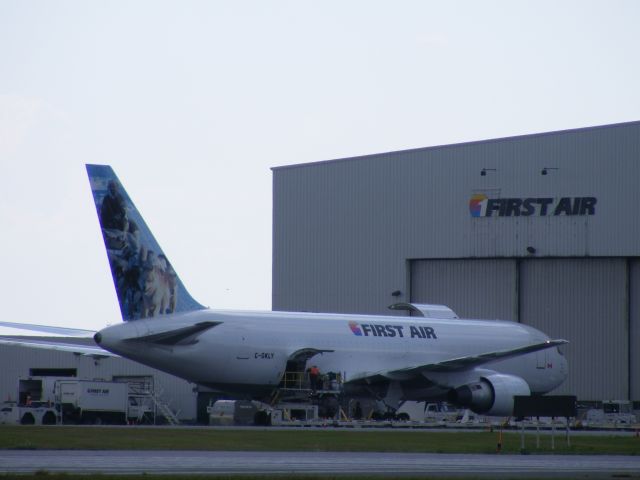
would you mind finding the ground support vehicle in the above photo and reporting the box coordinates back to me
[0,401,58,425]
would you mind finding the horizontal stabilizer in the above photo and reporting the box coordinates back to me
[0,321,96,337]
[0,337,116,358]
[124,321,221,346]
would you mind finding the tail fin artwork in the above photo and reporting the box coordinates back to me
[86,164,205,321]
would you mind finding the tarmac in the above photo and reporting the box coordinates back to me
[1,450,640,477]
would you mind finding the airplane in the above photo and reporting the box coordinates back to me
[0,164,569,417]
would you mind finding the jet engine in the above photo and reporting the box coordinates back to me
[447,373,530,416]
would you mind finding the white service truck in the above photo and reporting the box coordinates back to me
[18,377,152,425]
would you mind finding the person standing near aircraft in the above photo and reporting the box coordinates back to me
[309,365,320,391]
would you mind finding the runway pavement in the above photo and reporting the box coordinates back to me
[2,450,640,477]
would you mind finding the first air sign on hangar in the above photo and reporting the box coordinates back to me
[469,194,597,218]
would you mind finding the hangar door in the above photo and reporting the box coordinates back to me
[410,259,517,321]
[520,258,628,400]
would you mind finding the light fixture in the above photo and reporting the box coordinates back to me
[541,167,559,175]
[480,168,496,176]
[526,246,536,254]
[391,290,402,297]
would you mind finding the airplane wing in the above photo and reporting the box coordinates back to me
[0,337,116,358]
[0,321,96,337]
[346,339,568,384]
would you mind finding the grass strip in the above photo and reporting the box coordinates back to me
[0,426,639,455]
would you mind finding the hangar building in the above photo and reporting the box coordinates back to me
[272,120,640,403]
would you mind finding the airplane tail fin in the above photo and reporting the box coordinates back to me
[86,164,205,321]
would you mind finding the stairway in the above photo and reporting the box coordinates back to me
[151,382,181,426]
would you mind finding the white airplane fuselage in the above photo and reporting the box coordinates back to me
[96,308,568,401]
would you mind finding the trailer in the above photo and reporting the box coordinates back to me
[271,402,319,425]
[207,400,259,426]
[55,380,128,424]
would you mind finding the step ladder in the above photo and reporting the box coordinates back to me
[151,382,181,426]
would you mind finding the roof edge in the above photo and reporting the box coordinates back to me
[271,119,640,172]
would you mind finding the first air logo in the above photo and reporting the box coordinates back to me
[348,321,437,339]
[470,194,597,218]
[348,321,363,336]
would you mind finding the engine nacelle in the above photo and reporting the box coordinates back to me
[447,374,530,416]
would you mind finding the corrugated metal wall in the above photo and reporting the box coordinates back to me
[411,259,517,320]
[0,344,197,420]
[272,159,410,314]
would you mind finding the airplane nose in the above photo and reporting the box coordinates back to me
[94,332,102,344]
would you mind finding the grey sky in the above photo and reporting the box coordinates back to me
[1,0,639,333]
